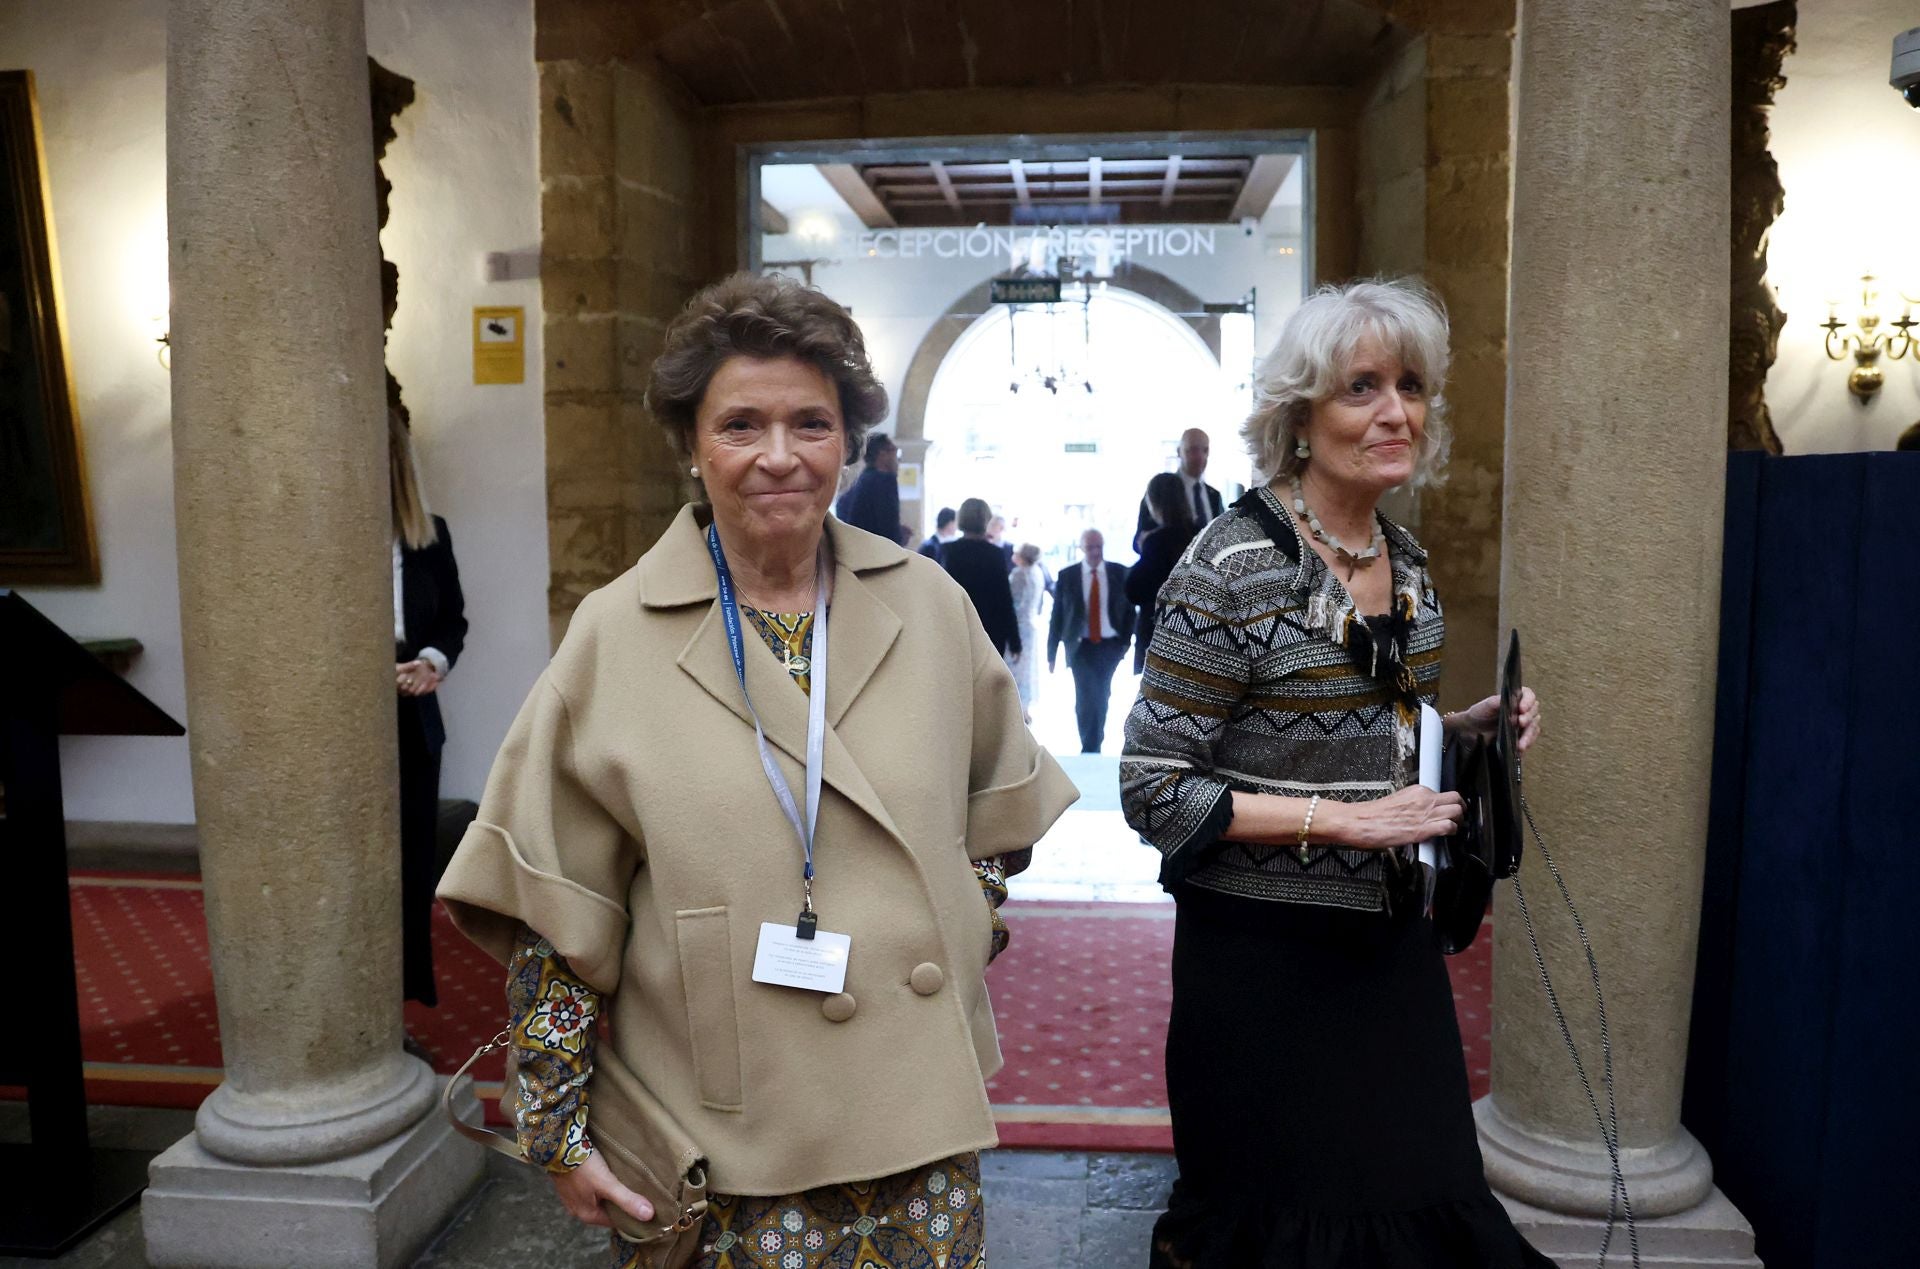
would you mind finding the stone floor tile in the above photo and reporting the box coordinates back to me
[1080,1206,1160,1268]
[1085,1154,1177,1211]
[982,1148,1091,1182]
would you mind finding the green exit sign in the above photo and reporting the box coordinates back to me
[991,277,1063,304]
[1063,441,1098,454]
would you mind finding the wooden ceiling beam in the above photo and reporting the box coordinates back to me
[1228,152,1298,223]
[818,163,897,229]
[927,160,964,215]
[1009,160,1033,210]
[759,199,790,235]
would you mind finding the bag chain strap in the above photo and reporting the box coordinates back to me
[439,1031,709,1237]
[1510,756,1640,1269]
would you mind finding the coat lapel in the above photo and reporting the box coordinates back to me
[652,506,913,847]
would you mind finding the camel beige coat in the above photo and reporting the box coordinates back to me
[438,504,1079,1196]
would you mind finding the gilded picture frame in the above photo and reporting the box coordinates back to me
[0,69,96,584]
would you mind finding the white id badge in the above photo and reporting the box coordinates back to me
[751,922,852,994]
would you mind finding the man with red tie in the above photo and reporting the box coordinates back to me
[1048,529,1137,753]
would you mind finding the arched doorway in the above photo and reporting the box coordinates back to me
[921,284,1239,582]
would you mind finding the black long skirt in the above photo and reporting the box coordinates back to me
[1151,884,1553,1269]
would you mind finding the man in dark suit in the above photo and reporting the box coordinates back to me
[835,433,906,543]
[1048,528,1136,753]
[1134,427,1224,550]
[918,506,959,561]
[942,497,1021,658]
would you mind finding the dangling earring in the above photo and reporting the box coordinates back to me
[1294,436,1311,460]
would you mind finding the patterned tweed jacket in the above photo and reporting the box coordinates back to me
[1119,486,1444,911]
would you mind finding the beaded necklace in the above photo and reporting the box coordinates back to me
[1289,477,1386,565]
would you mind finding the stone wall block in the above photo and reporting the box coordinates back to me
[1423,180,1509,267]
[616,260,701,327]
[1426,77,1509,161]
[542,257,618,319]
[1427,33,1511,79]
[1361,112,1425,193]
[540,60,614,180]
[1357,169,1428,276]
[545,399,624,480]
[1423,262,1510,355]
[550,467,632,511]
[545,313,617,394]
[548,507,627,580]
[1390,0,1515,37]
[623,509,681,562]
[614,63,699,195]
[614,185,698,266]
[1438,345,1508,445]
[615,313,667,395]
[541,175,615,260]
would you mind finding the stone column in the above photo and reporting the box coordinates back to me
[1480,1,1758,1264]
[144,3,481,1265]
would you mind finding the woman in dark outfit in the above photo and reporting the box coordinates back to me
[390,407,467,1007]
[941,496,1023,659]
[1121,280,1546,1267]
[1126,471,1200,674]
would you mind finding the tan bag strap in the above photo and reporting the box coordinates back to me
[442,1029,533,1163]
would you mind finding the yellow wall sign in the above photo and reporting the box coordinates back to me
[472,306,525,385]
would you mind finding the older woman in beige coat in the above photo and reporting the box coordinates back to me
[438,272,1076,1269]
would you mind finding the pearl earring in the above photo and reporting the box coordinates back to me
[1294,438,1311,460]
[689,464,700,478]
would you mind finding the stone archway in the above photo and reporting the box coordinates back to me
[892,264,1219,446]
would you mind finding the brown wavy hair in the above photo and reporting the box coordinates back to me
[644,272,889,468]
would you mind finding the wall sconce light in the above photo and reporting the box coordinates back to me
[1822,275,1915,399]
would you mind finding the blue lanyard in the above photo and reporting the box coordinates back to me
[706,523,830,932]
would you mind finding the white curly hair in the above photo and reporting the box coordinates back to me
[1241,278,1453,489]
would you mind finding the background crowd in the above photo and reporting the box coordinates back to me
[834,426,1224,754]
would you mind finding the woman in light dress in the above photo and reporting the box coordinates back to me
[1006,542,1047,723]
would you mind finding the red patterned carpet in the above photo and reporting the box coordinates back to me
[13,875,1494,1155]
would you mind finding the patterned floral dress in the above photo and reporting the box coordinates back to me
[508,605,1008,1269]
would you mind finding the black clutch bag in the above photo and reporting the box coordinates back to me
[1433,630,1525,954]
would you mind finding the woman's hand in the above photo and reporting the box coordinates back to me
[1322,786,1465,849]
[395,659,442,697]
[548,1149,654,1229]
[1447,686,1541,752]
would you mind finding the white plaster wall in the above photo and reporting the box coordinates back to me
[3,0,190,822]
[5,0,547,821]
[1763,0,1920,451]
[367,0,548,806]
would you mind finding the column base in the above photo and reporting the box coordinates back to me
[1498,1187,1761,1268]
[1475,1095,1715,1217]
[142,1076,486,1269]
[196,1051,440,1165]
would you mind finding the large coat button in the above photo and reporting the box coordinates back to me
[821,993,857,1022]
[909,962,945,996]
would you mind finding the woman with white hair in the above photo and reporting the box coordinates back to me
[1121,279,1546,1266]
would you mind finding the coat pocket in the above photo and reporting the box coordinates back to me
[673,907,744,1111]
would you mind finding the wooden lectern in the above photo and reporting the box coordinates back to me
[0,590,185,1256]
